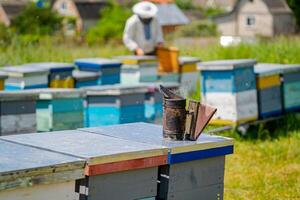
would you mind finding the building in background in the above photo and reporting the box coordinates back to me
[214,0,295,40]
[193,0,237,11]
[52,0,106,33]
[0,0,27,26]
[146,0,190,35]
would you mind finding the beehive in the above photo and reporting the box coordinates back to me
[0,140,85,200]
[2,130,168,200]
[198,59,258,125]
[0,91,38,136]
[36,89,85,132]
[115,55,158,84]
[254,64,283,118]
[75,58,121,85]
[281,64,300,112]
[25,62,75,88]
[1,66,49,90]
[82,123,234,200]
[84,84,148,127]
[72,70,100,88]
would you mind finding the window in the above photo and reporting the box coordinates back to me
[246,16,255,27]
[61,2,67,10]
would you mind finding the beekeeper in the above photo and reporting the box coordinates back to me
[123,1,164,56]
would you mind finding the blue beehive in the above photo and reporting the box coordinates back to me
[281,64,300,112]
[254,63,283,119]
[72,70,100,88]
[198,59,258,125]
[83,84,148,127]
[75,58,122,85]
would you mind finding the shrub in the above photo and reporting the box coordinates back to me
[11,4,62,36]
[0,23,14,46]
[175,0,195,10]
[86,2,131,44]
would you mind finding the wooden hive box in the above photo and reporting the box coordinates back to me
[25,62,75,88]
[115,55,159,84]
[0,139,85,200]
[254,63,283,119]
[0,91,39,136]
[83,84,148,127]
[75,58,122,85]
[198,59,258,125]
[36,88,85,132]
[2,130,168,200]
[81,123,234,200]
[0,66,49,90]
[0,72,8,90]
[72,70,100,88]
[281,64,300,112]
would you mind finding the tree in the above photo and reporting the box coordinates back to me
[286,0,300,29]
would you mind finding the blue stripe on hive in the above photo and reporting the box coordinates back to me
[75,80,99,88]
[51,99,84,113]
[283,82,300,110]
[145,103,163,122]
[259,110,283,119]
[99,74,121,85]
[49,67,74,73]
[77,63,122,71]
[5,84,48,91]
[201,67,256,94]
[169,145,234,164]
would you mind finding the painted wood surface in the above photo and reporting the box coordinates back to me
[159,156,225,200]
[202,90,258,123]
[0,181,78,200]
[0,140,84,192]
[180,72,199,96]
[1,130,168,166]
[257,86,283,118]
[0,113,36,136]
[201,66,256,93]
[283,81,300,111]
[80,123,234,159]
[256,74,281,89]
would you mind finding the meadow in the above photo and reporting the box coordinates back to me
[0,36,300,199]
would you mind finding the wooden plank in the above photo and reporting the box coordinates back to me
[85,155,167,176]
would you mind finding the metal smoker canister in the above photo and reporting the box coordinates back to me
[163,98,187,140]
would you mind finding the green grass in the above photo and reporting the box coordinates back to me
[1,36,300,199]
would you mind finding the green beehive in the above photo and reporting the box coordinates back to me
[36,88,85,132]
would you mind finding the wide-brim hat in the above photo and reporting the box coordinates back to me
[133,1,158,19]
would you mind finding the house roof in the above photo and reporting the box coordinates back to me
[156,3,190,26]
[74,0,107,19]
[0,0,27,20]
[214,0,292,20]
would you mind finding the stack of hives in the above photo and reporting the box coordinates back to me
[72,70,100,88]
[198,59,258,125]
[75,58,122,85]
[115,55,159,84]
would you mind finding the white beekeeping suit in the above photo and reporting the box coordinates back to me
[123,1,164,55]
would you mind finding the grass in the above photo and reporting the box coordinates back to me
[1,36,300,199]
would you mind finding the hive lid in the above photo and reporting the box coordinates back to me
[1,130,168,166]
[0,90,40,101]
[0,71,8,79]
[281,64,300,73]
[0,65,49,77]
[24,62,75,72]
[83,84,148,95]
[81,122,234,155]
[179,56,201,65]
[72,70,100,81]
[254,63,283,76]
[75,58,122,67]
[0,140,85,191]
[198,59,257,70]
[33,88,86,99]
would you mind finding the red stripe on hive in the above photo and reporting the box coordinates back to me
[85,155,168,176]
